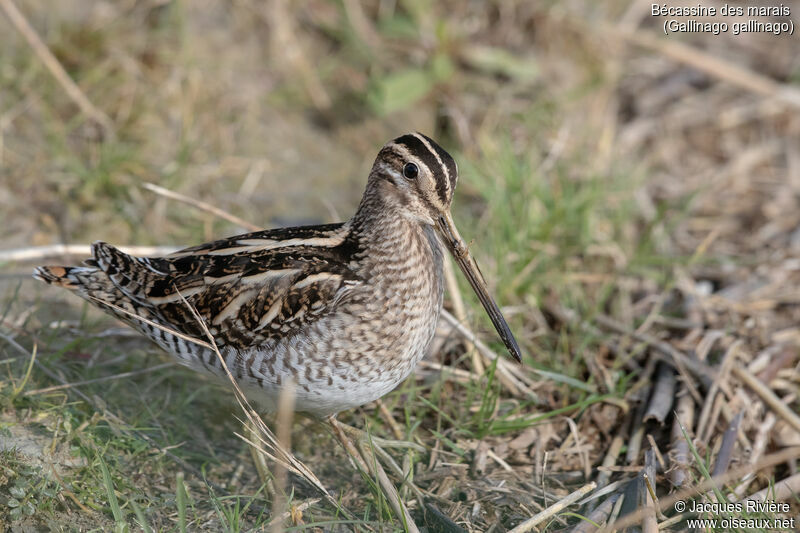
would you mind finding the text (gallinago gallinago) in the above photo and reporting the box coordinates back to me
[33,133,521,417]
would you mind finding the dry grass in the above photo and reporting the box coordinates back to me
[1,0,800,531]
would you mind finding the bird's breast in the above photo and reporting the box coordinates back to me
[323,221,444,379]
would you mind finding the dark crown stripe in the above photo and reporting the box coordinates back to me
[418,132,458,195]
[414,133,456,205]
[393,134,451,205]
[393,134,441,172]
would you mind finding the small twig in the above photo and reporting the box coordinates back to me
[508,482,596,533]
[734,413,776,498]
[562,416,591,480]
[376,399,405,441]
[577,479,628,506]
[487,449,513,472]
[319,417,424,453]
[443,255,484,374]
[643,449,667,522]
[440,309,535,398]
[264,0,331,111]
[646,434,666,472]
[597,466,642,473]
[416,360,477,383]
[0,245,178,263]
[0,0,116,138]
[142,183,261,232]
[625,400,648,464]
[642,474,659,533]
[23,362,176,396]
[49,465,93,514]
[657,512,695,530]
[733,364,800,434]
[361,440,419,532]
[696,340,740,443]
[270,380,296,533]
[87,297,214,352]
[607,493,626,530]
[756,346,797,384]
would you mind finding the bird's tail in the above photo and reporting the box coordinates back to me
[33,246,153,328]
[33,242,157,297]
[32,242,145,304]
[33,265,99,290]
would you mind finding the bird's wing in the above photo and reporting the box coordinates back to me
[83,222,364,348]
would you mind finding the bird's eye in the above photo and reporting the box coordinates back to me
[403,162,419,180]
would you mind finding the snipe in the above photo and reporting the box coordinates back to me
[34,132,521,416]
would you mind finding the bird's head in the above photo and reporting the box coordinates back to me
[366,132,522,363]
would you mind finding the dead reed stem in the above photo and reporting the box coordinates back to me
[0,0,115,137]
[142,183,261,232]
[509,482,596,533]
[0,245,178,263]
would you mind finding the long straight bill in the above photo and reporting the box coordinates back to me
[437,213,522,363]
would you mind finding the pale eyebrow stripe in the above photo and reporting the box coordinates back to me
[386,142,434,177]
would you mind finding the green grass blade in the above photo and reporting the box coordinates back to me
[97,454,126,527]
[130,500,153,533]
[176,471,188,533]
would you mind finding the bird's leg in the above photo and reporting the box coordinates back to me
[326,416,420,532]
